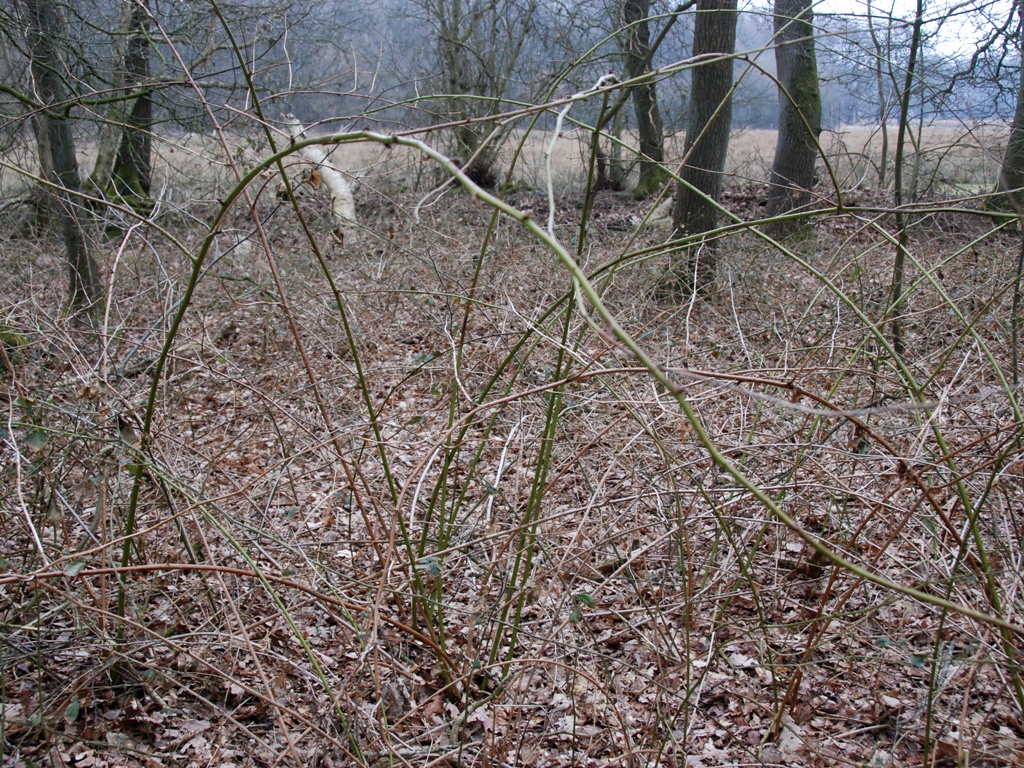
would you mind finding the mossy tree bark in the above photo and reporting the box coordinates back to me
[764,0,821,237]
[996,1,1024,213]
[22,0,100,312]
[622,0,668,198]
[29,113,58,222]
[670,0,737,295]
[88,0,153,212]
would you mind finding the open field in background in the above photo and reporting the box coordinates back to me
[2,121,1007,206]
[2,115,1024,768]
[530,122,1007,196]
[174,121,1010,202]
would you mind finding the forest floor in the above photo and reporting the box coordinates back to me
[2,179,1024,768]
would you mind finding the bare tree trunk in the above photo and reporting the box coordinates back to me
[596,108,628,191]
[22,0,100,312]
[867,0,890,188]
[622,0,668,198]
[115,0,153,197]
[764,0,821,237]
[29,114,58,222]
[89,0,153,210]
[997,1,1024,212]
[432,0,536,190]
[670,0,737,295]
[889,0,925,357]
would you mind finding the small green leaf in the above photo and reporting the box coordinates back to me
[64,560,87,578]
[64,698,81,723]
[575,593,595,607]
[415,556,441,576]
[25,429,48,450]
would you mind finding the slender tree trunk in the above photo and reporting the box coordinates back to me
[764,0,820,236]
[867,0,889,188]
[116,83,153,198]
[670,0,737,294]
[622,0,668,198]
[596,108,628,191]
[22,0,100,312]
[889,0,925,357]
[996,1,1024,212]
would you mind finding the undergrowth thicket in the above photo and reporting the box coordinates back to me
[2,66,1024,768]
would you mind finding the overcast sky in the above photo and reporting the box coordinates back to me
[807,0,1016,58]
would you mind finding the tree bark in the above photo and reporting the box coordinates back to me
[29,114,58,221]
[115,0,153,198]
[89,0,153,210]
[670,0,737,294]
[433,0,537,190]
[889,0,925,357]
[285,116,357,228]
[996,1,1024,212]
[867,0,890,188]
[22,0,100,312]
[622,0,668,198]
[595,107,628,192]
[764,0,821,236]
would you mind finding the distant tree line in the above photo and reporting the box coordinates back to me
[3,0,1024,309]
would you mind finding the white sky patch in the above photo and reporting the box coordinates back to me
[744,0,1016,58]
[812,0,1015,57]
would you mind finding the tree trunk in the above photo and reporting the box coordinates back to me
[670,0,737,294]
[29,114,59,222]
[867,0,889,188]
[764,0,821,236]
[22,0,100,312]
[115,0,153,198]
[433,0,537,190]
[596,108,628,191]
[115,82,153,198]
[89,0,153,210]
[996,1,1024,212]
[622,0,668,198]
[454,124,499,190]
[888,0,925,357]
